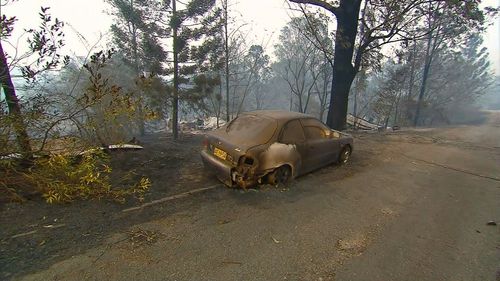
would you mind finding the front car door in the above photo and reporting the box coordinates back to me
[300,118,340,170]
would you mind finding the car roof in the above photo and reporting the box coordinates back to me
[241,110,313,121]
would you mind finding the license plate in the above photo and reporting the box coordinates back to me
[213,147,227,160]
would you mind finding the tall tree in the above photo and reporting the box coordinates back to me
[222,0,230,121]
[288,0,490,130]
[107,0,168,135]
[289,0,361,130]
[168,0,222,139]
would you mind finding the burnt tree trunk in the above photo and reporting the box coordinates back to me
[325,0,362,130]
[223,0,230,122]
[171,0,179,139]
[0,41,32,154]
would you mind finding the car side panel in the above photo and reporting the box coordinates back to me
[257,142,302,178]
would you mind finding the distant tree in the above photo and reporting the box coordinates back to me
[225,29,250,118]
[275,16,329,114]
[349,68,367,126]
[419,34,493,124]
[365,29,493,127]
[194,73,222,125]
[312,60,332,121]
[372,62,407,127]
[234,45,270,114]
[413,1,491,126]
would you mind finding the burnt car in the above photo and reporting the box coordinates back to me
[201,110,353,188]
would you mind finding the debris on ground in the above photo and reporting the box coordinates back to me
[202,116,226,130]
[0,153,23,160]
[42,224,66,229]
[126,228,162,247]
[108,144,144,150]
[78,143,144,156]
[336,234,369,256]
[218,219,232,225]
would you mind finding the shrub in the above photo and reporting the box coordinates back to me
[1,150,151,204]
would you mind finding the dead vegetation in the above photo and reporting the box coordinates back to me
[126,228,163,247]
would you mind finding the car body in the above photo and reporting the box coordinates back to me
[200,110,354,188]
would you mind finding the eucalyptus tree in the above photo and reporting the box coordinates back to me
[412,1,490,125]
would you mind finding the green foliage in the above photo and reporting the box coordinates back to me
[78,50,156,144]
[22,151,150,204]
[0,14,16,37]
[0,149,151,204]
[107,0,168,74]
[22,7,70,82]
[169,0,223,77]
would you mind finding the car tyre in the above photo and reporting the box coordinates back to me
[268,165,291,187]
[338,145,352,164]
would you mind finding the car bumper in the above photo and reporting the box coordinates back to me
[200,150,233,187]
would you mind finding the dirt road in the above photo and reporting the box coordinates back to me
[5,112,500,281]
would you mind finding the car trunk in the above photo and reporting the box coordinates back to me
[205,114,278,165]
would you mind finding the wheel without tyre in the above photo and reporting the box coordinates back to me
[268,165,291,187]
[338,146,352,164]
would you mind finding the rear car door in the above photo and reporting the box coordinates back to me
[278,119,308,175]
[300,118,340,169]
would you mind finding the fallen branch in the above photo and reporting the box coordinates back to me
[11,230,38,238]
[122,184,221,212]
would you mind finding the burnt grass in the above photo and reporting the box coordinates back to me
[0,132,220,280]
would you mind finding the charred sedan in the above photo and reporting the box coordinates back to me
[201,110,353,188]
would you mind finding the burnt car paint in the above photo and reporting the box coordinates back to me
[201,110,353,188]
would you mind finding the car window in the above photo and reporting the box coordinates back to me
[226,114,278,144]
[301,118,330,131]
[280,119,305,144]
[301,118,329,140]
[303,126,325,140]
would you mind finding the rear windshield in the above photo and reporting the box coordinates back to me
[226,114,277,142]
